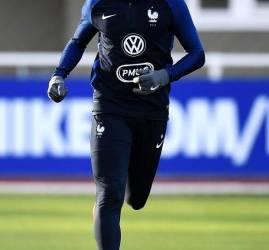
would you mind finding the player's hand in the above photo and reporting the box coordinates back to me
[132,68,170,95]
[47,76,68,103]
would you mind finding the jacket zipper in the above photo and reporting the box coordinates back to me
[128,1,134,31]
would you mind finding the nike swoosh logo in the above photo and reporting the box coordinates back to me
[102,14,117,20]
[156,140,164,149]
[150,85,160,91]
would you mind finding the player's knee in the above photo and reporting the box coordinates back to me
[95,177,125,211]
[126,197,146,210]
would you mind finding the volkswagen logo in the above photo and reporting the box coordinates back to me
[122,33,146,57]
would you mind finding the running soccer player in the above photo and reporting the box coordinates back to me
[47,0,205,249]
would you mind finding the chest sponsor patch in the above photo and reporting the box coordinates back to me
[122,33,146,57]
[116,62,154,83]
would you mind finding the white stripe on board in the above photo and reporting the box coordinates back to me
[1,182,269,195]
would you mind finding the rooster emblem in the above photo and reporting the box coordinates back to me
[148,7,159,23]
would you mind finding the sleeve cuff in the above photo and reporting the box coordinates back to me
[53,67,68,79]
[165,64,175,82]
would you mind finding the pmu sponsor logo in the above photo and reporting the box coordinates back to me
[0,96,268,166]
[116,62,154,83]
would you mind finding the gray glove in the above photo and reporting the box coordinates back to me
[47,76,68,103]
[132,68,170,95]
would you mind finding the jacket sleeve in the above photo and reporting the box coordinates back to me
[165,0,205,82]
[53,0,98,78]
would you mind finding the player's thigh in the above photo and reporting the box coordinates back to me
[126,120,167,208]
[91,114,132,179]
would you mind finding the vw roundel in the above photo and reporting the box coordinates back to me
[121,33,146,57]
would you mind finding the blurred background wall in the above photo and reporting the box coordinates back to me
[1,0,269,193]
[1,0,269,77]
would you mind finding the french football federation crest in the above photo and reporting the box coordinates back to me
[96,124,105,137]
[148,7,159,24]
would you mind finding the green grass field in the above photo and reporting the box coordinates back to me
[0,195,269,250]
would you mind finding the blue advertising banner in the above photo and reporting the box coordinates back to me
[0,76,268,180]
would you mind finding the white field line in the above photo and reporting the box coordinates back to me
[1,182,269,195]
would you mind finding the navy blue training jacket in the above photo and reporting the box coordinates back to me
[54,0,205,120]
